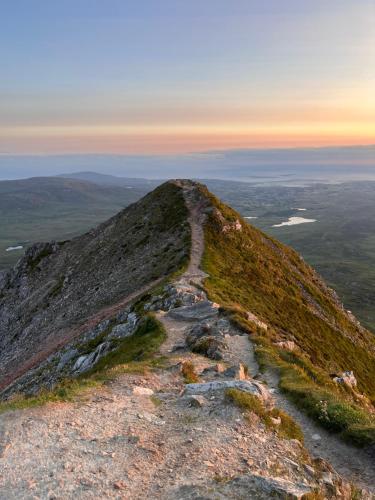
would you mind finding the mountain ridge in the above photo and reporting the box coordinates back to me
[0,179,374,498]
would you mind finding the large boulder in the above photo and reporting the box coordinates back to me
[168,301,220,321]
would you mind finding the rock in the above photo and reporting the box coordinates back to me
[168,473,311,499]
[303,464,316,477]
[73,342,110,373]
[270,417,281,426]
[312,457,335,474]
[186,395,207,408]
[223,363,248,381]
[57,348,78,371]
[186,321,229,360]
[132,386,154,396]
[275,340,296,351]
[246,311,268,331]
[113,481,127,490]
[201,363,226,376]
[168,301,220,321]
[311,434,321,441]
[116,310,128,322]
[333,370,357,388]
[184,380,270,401]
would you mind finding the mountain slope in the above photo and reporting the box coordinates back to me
[0,182,190,392]
[0,180,374,498]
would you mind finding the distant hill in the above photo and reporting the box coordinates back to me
[0,176,153,270]
[58,171,161,189]
[0,176,149,211]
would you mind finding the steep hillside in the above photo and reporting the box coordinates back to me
[199,184,375,445]
[0,180,374,498]
[0,182,190,392]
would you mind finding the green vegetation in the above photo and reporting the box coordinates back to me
[206,179,375,333]
[181,361,200,384]
[83,315,166,377]
[201,186,375,446]
[225,388,304,442]
[0,314,166,414]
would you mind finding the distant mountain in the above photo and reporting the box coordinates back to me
[58,171,161,189]
[0,176,148,211]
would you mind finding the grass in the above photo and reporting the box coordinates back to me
[0,314,166,414]
[199,185,375,446]
[225,388,304,442]
[181,361,200,384]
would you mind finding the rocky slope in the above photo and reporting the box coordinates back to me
[0,182,190,393]
[0,180,374,499]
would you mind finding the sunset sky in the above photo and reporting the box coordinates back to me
[1,0,374,154]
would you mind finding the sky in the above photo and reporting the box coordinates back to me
[0,0,374,155]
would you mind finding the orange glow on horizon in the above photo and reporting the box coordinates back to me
[1,128,374,155]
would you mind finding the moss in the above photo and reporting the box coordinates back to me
[0,378,99,414]
[270,408,305,442]
[302,492,325,500]
[150,395,163,407]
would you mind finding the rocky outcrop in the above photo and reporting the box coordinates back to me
[0,306,140,398]
[184,380,270,401]
[168,301,220,322]
[333,371,357,388]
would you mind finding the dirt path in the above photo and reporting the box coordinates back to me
[263,370,375,492]
[224,334,259,377]
[173,181,375,493]
[176,181,208,285]
[0,365,320,499]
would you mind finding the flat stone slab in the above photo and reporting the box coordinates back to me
[168,301,220,321]
[184,380,269,400]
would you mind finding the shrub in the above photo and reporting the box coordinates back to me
[181,361,199,384]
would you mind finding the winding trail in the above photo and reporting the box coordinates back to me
[264,370,375,492]
[169,180,375,493]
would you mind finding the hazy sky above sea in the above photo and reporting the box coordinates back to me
[0,0,374,155]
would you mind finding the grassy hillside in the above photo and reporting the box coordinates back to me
[200,185,375,446]
[205,180,375,333]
